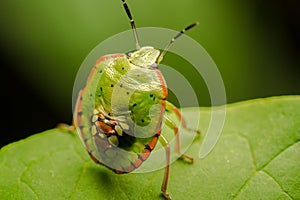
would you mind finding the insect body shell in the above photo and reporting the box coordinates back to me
[75,47,168,173]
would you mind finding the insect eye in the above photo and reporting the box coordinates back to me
[127,52,133,57]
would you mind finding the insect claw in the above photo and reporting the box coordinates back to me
[193,129,201,135]
[56,123,76,133]
[179,154,194,164]
[162,191,172,200]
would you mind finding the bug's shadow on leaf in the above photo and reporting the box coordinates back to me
[85,166,115,192]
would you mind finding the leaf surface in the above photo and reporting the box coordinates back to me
[1,96,299,199]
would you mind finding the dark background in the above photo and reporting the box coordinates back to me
[0,0,299,148]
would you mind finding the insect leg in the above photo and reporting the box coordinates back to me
[56,121,76,133]
[164,115,194,164]
[165,101,200,135]
[159,134,172,200]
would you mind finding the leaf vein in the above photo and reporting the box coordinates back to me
[262,170,294,200]
[19,161,39,199]
[230,133,257,199]
[259,140,300,170]
[231,172,256,199]
[236,132,257,167]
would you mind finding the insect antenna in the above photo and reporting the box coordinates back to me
[121,0,141,49]
[156,22,199,64]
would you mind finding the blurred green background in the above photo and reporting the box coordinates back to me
[0,0,299,147]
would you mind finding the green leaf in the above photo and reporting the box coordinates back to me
[1,96,299,200]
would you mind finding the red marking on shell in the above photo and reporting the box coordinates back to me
[89,152,100,164]
[154,69,167,135]
[141,149,151,161]
[96,53,126,65]
[134,159,143,168]
[148,135,158,150]
[76,90,83,113]
[155,69,168,99]
[157,129,161,136]
[124,164,135,173]
[75,90,99,163]
[114,169,125,174]
[76,90,87,142]
[86,65,97,84]
[85,54,127,85]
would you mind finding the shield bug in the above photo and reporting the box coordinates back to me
[73,1,200,199]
